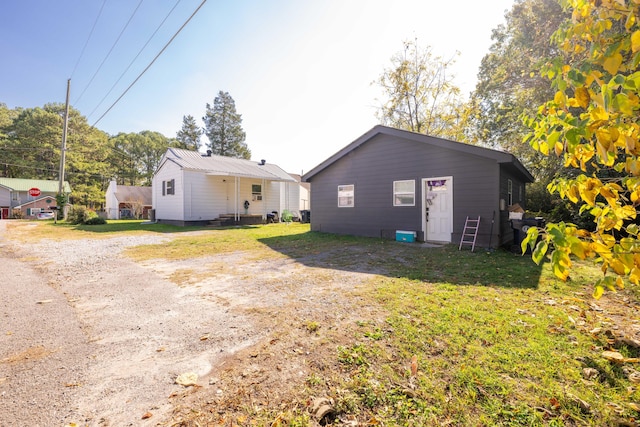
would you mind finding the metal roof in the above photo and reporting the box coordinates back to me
[0,178,72,193]
[161,148,296,182]
[114,185,152,205]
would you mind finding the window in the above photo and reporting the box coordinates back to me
[338,184,354,207]
[393,180,415,206]
[27,208,41,216]
[11,192,18,201]
[507,179,513,205]
[519,185,523,203]
[252,184,262,201]
[163,179,175,196]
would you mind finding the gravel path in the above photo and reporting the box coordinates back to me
[0,223,261,426]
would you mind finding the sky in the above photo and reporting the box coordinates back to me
[1,0,516,175]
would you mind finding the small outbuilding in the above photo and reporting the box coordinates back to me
[302,125,534,248]
[105,180,152,220]
[152,148,300,226]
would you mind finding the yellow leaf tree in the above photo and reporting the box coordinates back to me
[522,0,640,298]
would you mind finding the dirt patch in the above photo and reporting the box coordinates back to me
[0,224,384,426]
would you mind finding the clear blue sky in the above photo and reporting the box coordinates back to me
[1,0,515,174]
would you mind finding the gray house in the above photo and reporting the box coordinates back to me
[302,126,534,248]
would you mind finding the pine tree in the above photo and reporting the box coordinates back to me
[176,114,202,151]
[202,91,250,159]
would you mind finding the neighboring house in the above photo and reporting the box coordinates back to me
[0,178,71,219]
[288,174,311,212]
[152,148,299,226]
[301,125,534,248]
[105,180,152,219]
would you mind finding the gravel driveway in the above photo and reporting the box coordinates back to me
[0,223,269,426]
[0,222,377,426]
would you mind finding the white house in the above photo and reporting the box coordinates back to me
[152,148,300,226]
[288,173,311,211]
[105,180,152,220]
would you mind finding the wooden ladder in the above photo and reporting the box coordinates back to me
[459,216,481,252]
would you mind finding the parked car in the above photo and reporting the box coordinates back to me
[36,211,55,220]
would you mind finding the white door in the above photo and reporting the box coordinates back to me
[423,176,453,242]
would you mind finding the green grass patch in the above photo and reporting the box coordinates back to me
[8,221,639,425]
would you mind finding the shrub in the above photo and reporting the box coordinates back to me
[67,206,102,225]
[84,216,106,225]
[67,206,89,224]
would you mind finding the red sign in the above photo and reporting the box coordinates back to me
[28,188,41,197]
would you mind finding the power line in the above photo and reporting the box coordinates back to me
[74,0,145,106]
[92,0,207,127]
[70,0,107,79]
[86,0,183,121]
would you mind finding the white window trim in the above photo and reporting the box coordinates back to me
[338,184,354,208]
[393,180,416,207]
[252,184,263,201]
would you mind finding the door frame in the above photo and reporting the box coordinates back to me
[421,176,453,242]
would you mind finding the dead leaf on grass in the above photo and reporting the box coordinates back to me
[410,355,418,376]
[141,412,152,419]
[603,351,640,364]
[36,299,53,304]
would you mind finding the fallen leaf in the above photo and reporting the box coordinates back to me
[36,300,53,304]
[175,372,198,387]
[199,334,209,341]
[628,402,640,411]
[410,355,418,376]
[141,412,152,419]
[603,351,640,363]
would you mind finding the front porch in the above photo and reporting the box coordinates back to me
[209,213,267,227]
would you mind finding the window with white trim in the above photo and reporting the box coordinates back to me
[393,180,415,206]
[252,184,262,201]
[338,184,354,207]
[162,179,175,196]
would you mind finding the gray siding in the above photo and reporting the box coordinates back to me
[309,134,504,247]
[499,167,529,247]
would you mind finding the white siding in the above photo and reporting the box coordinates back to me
[299,184,310,211]
[153,162,184,220]
[278,181,300,218]
[182,171,228,220]
[0,188,10,207]
[105,180,119,219]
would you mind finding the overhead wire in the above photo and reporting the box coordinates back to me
[92,0,207,127]
[74,0,146,106]
[86,0,183,122]
[70,0,107,80]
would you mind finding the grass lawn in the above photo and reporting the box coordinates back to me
[7,220,640,426]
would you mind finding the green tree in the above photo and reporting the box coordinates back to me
[374,39,468,141]
[471,0,572,215]
[176,114,202,151]
[0,103,111,207]
[107,131,171,186]
[522,0,640,296]
[202,91,250,159]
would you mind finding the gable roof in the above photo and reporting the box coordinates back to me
[302,125,534,183]
[114,185,152,205]
[159,148,296,182]
[0,177,71,193]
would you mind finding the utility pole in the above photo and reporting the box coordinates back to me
[58,79,71,221]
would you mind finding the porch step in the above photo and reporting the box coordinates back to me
[208,217,235,227]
